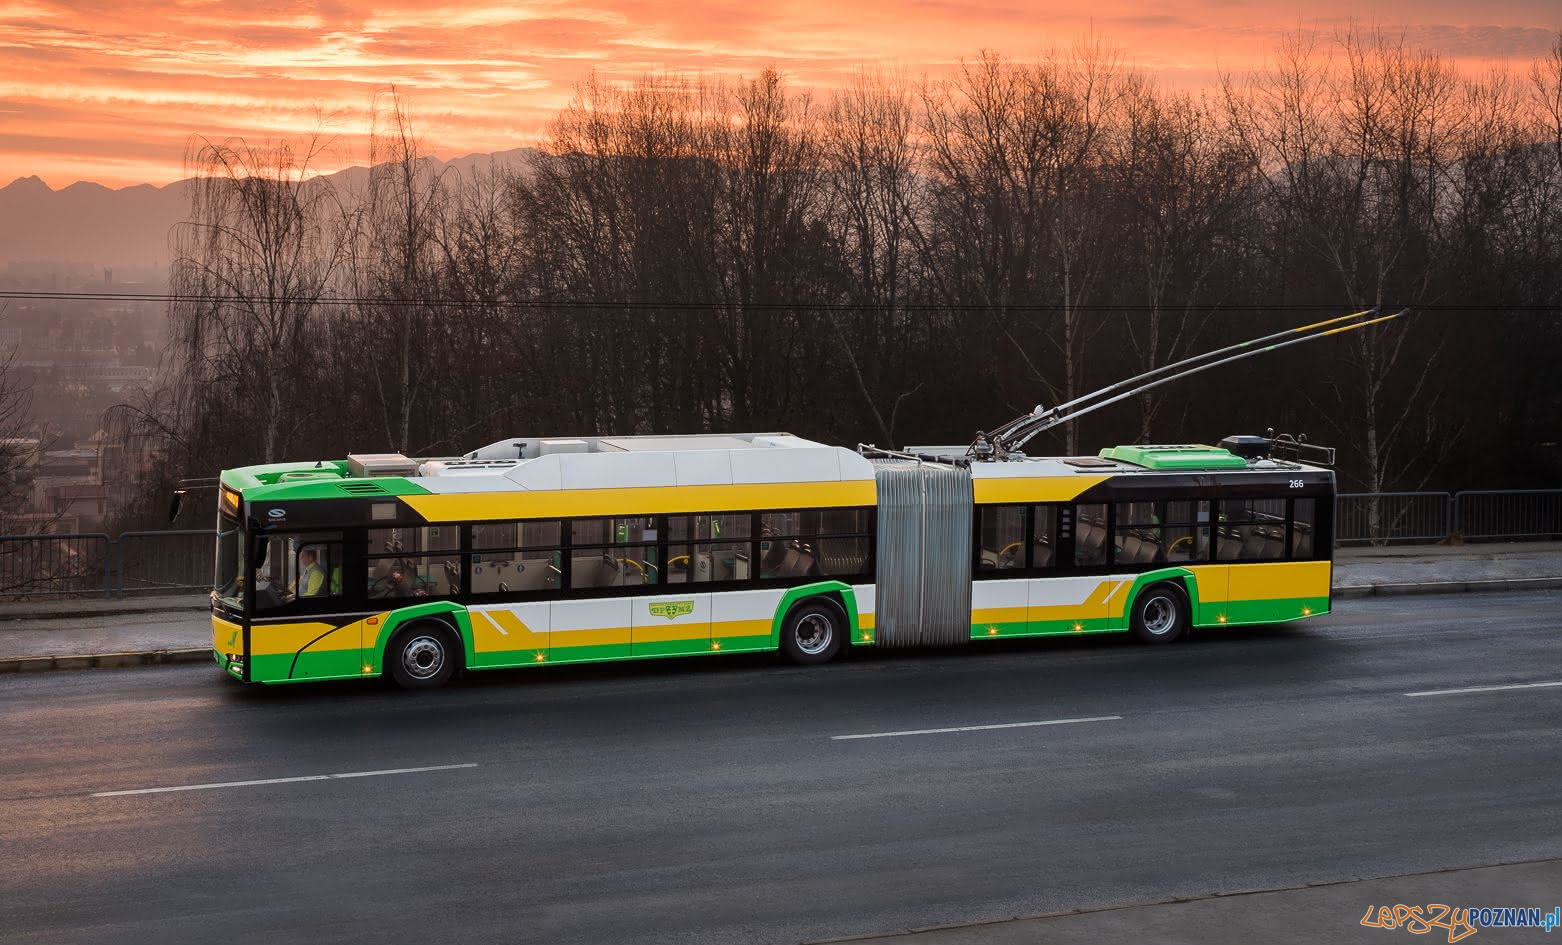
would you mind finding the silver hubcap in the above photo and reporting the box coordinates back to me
[1143,596,1177,635]
[402,634,445,679]
[796,613,834,655]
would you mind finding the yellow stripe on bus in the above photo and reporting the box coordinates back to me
[549,627,631,648]
[971,605,1029,624]
[249,621,358,656]
[972,475,1110,505]
[1225,560,1331,601]
[402,480,877,523]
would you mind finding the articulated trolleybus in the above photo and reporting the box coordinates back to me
[207,309,1399,688]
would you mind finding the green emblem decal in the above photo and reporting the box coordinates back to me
[648,600,694,620]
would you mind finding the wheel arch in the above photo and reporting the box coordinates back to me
[368,601,472,676]
[770,581,859,648]
[1118,568,1200,630]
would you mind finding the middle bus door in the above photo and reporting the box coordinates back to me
[632,592,712,657]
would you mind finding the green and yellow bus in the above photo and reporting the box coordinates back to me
[210,433,1334,688]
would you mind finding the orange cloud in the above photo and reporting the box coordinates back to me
[1,0,1557,188]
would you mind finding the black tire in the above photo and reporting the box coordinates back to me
[385,621,460,689]
[1129,582,1189,644]
[779,599,846,665]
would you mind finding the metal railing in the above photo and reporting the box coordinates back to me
[0,530,212,600]
[114,530,217,597]
[0,533,112,598]
[1334,492,1452,545]
[1336,490,1562,545]
[0,492,1557,597]
[1454,490,1562,541]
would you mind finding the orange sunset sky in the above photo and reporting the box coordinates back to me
[2,0,1559,189]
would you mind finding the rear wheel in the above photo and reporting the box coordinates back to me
[386,621,460,689]
[780,599,845,665]
[1129,583,1189,644]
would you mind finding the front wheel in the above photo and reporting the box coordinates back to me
[780,599,845,665]
[1129,583,1189,644]
[386,622,460,689]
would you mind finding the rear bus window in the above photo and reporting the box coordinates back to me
[1292,498,1316,559]
[1216,499,1287,561]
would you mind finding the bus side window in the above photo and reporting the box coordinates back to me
[367,526,461,598]
[470,520,562,594]
[1113,502,1161,564]
[758,508,871,579]
[570,517,657,588]
[668,513,752,584]
[1031,505,1057,568]
[1164,500,1210,563]
[977,505,1026,571]
[1074,503,1107,567]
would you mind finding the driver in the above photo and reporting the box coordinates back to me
[296,548,327,598]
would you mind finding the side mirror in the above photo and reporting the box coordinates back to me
[168,489,185,523]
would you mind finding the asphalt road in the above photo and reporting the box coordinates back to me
[3,592,1560,945]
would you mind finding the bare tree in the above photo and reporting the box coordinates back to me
[346,90,449,453]
[919,46,1122,453]
[1112,78,1251,440]
[169,133,349,465]
[0,335,37,517]
[823,70,927,445]
[1225,28,1462,518]
[110,33,1562,536]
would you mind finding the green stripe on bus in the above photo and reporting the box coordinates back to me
[971,616,1122,639]
[1212,596,1330,626]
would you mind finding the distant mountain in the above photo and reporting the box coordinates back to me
[0,148,539,275]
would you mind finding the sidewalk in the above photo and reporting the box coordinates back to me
[817,859,1562,945]
[2,543,1560,673]
[1335,540,1562,594]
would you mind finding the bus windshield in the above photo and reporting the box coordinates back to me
[215,517,244,608]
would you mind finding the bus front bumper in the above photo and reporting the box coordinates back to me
[212,612,245,680]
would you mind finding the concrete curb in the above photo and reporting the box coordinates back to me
[1333,576,1562,598]
[0,602,208,623]
[0,648,211,674]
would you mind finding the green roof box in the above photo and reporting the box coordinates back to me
[1099,444,1251,470]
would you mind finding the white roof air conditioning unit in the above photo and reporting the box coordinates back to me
[347,453,419,478]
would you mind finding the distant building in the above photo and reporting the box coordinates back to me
[41,481,108,530]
